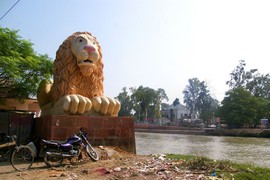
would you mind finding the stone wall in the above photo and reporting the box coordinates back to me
[34,116,136,153]
[135,123,181,130]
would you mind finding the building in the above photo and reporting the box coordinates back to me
[0,98,41,117]
[0,98,40,143]
[161,103,190,125]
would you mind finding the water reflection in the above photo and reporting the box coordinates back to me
[135,132,270,167]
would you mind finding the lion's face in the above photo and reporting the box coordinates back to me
[71,33,100,76]
[52,31,104,101]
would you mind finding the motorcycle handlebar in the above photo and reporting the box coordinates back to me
[78,127,88,136]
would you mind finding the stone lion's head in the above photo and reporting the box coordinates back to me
[51,32,104,102]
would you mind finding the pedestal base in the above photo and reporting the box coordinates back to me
[34,116,136,153]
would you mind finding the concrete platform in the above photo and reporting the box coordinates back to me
[34,115,136,153]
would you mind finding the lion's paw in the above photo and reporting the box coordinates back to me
[55,94,92,114]
[91,96,121,116]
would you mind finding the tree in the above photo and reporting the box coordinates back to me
[161,102,170,110]
[173,98,180,107]
[223,60,270,127]
[0,27,53,103]
[115,87,133,116]
[219,87,260,128]
[256,98,270,121]
[200,96,219,123]
[130,86,157,120]
[226,60,270,99]
[183,78,200,118]
[226,60,250,89]
[182,78,218,121]
[115,86,169,121]
[246,73,270,99]
[155,88,169,119]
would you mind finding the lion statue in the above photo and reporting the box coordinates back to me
[37,31,121,117]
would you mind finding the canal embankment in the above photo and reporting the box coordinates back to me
[135,123,270,137]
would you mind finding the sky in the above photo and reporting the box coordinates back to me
[1,0,270,104]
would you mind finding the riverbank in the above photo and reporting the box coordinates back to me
[205,128,270,137]
[135,123,270,137]
[1,146,270,180]
[136,131,270,168]
[0,146,222,179]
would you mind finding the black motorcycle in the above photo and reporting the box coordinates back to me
[41,128,99,167]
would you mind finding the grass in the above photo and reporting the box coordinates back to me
[166,154,270,180]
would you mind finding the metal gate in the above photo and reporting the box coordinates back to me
[0,111,34,144]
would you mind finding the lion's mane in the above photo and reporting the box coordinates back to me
[51,32,104,103]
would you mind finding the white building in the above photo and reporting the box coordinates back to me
[163,104,190,123]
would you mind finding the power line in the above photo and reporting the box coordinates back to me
[0,0,21,21]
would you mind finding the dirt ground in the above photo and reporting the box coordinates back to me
[0,146,219,180]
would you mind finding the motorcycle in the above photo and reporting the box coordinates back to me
[41,128,99,167]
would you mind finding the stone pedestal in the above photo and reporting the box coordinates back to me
[34,116,136,153]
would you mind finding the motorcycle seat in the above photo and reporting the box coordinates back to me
[42,139,59,147]
[60,143,72,148]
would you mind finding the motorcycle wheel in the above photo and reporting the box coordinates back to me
[85,144,99,161]
[44,152,63,167]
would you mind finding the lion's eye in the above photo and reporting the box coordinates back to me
[77,37,85,43]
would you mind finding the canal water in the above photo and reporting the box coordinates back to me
[135,132,270,167]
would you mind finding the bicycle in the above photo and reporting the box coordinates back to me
[0,133,16,162]
[0,133,35,171]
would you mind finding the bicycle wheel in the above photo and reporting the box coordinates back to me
[11,146,34,171]
[44,151,63,167]
[85,144,99,161]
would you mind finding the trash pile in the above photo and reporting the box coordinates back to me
[0,146,231,179]
[86,149,225,179]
